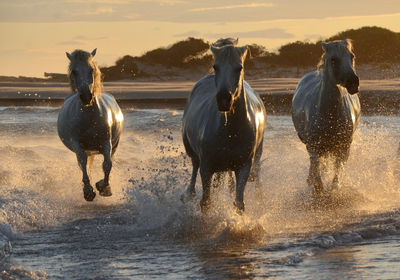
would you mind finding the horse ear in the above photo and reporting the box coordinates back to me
[321,42,329,52]
[239,45,248,59]
[210,45,219,56]
[91,48,97,57]
[234,38,239,45]
[66,52,72,61]
[343,39,353,49]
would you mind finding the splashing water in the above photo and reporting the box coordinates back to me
[0,107,400,279]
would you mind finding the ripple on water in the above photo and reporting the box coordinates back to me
[0,109,399,279]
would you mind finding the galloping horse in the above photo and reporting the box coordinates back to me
[182,38,266,212]
[58,49,123,201]
[292,39,361,196]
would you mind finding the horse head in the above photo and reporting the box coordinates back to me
[211,39,248,112]
[321,39,359,94]
[66,48,101,106]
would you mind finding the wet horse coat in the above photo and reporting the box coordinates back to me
[58,49,123,201]
[292,39,361,195]
[182,38,266,212]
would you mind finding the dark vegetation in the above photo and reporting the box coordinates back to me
[3,26,399,82]
[246,26,400,70]
[136,37,211,68]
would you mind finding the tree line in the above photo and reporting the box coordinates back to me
[45,26,400,81]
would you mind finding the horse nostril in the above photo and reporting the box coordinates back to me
[345,80,359,94]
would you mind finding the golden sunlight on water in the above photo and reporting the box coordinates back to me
[0,108,399,279]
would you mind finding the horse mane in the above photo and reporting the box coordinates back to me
[211,38,238,49]
[67,49,102,97]
[317,39,354,72]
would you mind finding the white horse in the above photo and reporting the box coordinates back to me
[292,39,361,196]
[58,49,124,201]
[182,38,266,212]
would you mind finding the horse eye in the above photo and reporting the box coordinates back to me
[71,70,77,75]
[235,65,243,72]
[213,65,219,71]
[330,57,337,64]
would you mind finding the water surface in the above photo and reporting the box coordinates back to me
[0,107,400,279]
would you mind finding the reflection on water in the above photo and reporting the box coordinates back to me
[0,107,399,279]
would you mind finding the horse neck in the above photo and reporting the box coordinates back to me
[318,68,343,115]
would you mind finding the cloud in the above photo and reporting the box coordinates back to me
[0,0,399,23]
[57,35,111,46]
[172,28,294,40]
[188,3,274,12]
[173,30,202,37]
[58,40,86,46]
[65,0,185,4]
[136,0,187,5]
[305,34,323,40]
[324,12,400,20]
[85,7,114,15]
[65,0,129,3]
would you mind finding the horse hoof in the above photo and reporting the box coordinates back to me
[83,185,96,201]
[96,180,112,197]
[180,191,195,203]
[233,200,245,214]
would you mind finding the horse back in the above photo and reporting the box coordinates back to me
[291,72,321,143]
[182,75,220,153]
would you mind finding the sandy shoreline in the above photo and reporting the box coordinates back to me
[0,78,399,114]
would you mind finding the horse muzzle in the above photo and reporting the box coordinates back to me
[79,91,94,106]
[345,76,359,94]
[216,91,232,112]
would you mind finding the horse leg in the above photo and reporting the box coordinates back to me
[212,171,235,194]
[227,171,235,194]
[73,142,96,201]
[212,172,224,189]
[234,162,252,213]
[251,142,263,190]
[87,155,94,175]
[199,166,213,213]
[308,152,323,196]
[96,141,112,197]
[181,156,199,203]
[331,157,342,190]
[332,149,348,190]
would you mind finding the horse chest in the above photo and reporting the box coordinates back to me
[202,129,255,170]
[76,119,109,147]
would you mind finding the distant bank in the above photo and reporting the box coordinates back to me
[0,79,399,114]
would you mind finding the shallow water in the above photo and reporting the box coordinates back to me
[0,107,400,279]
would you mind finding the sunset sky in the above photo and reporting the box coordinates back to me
[1,0,400,77]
